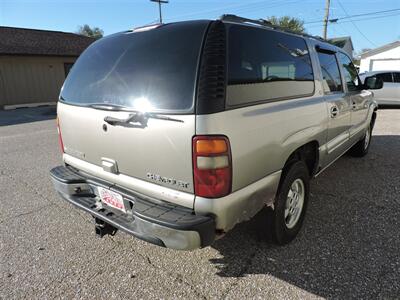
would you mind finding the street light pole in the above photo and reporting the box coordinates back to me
[323,0,331,39]
[150,0,169,23]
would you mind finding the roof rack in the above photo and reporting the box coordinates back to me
[219,14,326,42]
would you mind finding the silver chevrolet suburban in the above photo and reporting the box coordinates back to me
[50,15,383,250]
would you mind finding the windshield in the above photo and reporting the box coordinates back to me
[60,21,209,113]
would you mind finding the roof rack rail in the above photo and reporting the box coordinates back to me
[220,14,273,27]
[219,14,326,42]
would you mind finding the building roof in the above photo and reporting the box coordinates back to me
[0,26,96,56]
[327,36,354,51]
[360,40,400,58]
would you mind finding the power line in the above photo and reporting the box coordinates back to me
[166,0,269,21]
[338,12,400,24]
[166,0,304,22]
[335,0,377,47]
[304,8,400,24]
[334,7,400,21]
[230,0,304,15]
[305,12,400,29]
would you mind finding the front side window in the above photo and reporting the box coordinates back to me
[338,52,360,91]
[226,25,314,106]
[317,51,343,93]
[376,72,393,83]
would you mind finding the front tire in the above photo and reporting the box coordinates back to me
[349,124,372,157]
[272,161,310,245]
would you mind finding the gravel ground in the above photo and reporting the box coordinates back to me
[0,106,399,299]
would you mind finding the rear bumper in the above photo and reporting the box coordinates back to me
[50,166,215,250]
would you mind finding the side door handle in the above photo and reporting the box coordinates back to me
[330,105,339,118]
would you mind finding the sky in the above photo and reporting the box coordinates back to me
[0,0,399,52]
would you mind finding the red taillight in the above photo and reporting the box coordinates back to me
[56,117,64,153]
[193,136,232,198]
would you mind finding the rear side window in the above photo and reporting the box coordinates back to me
[317,51,343,93]
[338,52,360,91]
[60,22,209,113]
[376,72,393,83]
[394,72,400,83]
[226,25,314,106]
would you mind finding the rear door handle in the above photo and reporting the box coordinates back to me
[330,106,339,118]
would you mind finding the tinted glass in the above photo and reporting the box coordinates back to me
[338,52,360,91]
[376,72,393,83]
[227,25,314,106]
[60,22,208,113]
[394,72,400,83]
[317,52,342,93]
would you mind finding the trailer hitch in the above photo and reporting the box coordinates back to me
[94,218,117,238]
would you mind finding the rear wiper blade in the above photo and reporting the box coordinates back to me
[104,112,184,127]
[146,113,184,123]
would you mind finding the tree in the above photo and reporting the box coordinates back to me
[77,24,104,39]
[266,16,306,34]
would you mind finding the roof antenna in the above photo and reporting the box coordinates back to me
[150,0,169,23]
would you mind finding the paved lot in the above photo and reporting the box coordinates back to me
[0,106,399,299]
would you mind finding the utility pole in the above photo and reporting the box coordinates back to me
[150,0,169,23]
[323,0,330,39]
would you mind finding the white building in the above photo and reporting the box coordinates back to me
[359,41,400,73]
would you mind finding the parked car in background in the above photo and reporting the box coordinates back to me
[50,15,383,250]
[359,71,400,106]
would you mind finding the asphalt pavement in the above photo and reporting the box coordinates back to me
[0,106,399,299]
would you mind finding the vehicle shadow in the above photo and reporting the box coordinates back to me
[210,135,400,298]
[0,106,56,126]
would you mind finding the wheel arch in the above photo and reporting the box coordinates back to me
[282,141,320,178]
[371,107,378,129]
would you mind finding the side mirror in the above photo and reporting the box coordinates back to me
[364,76,383,90]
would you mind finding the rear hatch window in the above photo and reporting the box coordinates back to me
[60,21,210,113]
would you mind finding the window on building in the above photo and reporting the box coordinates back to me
[338,52,360,91]
[317,51,343,93]
[226,25,314,106]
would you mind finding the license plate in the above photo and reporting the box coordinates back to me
[98,187,126,213]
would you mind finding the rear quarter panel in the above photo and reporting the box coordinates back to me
[195,95,328,192]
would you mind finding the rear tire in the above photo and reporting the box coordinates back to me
[349,124,372,157]
[271,161,310,245]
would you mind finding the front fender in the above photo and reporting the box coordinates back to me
[368,100,378,123]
